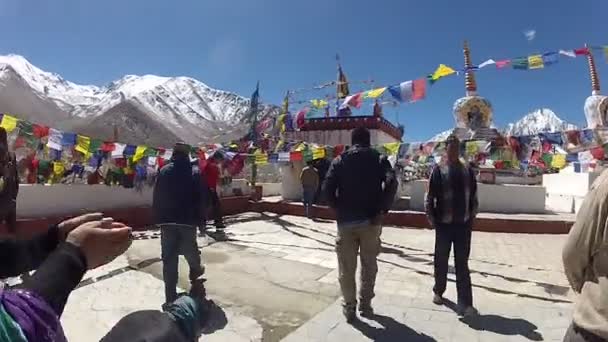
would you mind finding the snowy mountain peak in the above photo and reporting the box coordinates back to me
[504,108,577,136]
[428,108,577,142]
[0,54,278,145]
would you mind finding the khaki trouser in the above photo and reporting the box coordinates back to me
[335,223,382,309]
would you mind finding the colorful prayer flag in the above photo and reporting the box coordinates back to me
[310,99,328,109]
[412,79,426,101]
[47,129,63,151]
[341,93,363,109]
[574,47,590,56]
[388,81,413,102]
[290,151,303,162]
[604,46,608,63]
[430,64,456,82]
[542,52,559,66]
[312,147,326,160]
[133,146,147,162]
[551,154,566,169]
[528,55,544,69]
[75,135,91,154]
[337,63,350,99]
[512,57,528,70]
[0,114,18,133]
[478,59,496,69]
[364,87,387,99]
[495,60,511,69]
[295,108,308,129]
[112,143,126,158]
[53,161,65,175]
[383,142,400,156]
[559,50,576,58]
[62,133,76,147]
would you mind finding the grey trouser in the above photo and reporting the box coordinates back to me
[160,224,205,303]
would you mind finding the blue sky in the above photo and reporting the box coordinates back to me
[0,0,606,141]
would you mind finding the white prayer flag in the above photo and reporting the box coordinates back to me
[559,50,576,58]
[47,129,63,151]
[112,143,126,158]
[478,59,496,68]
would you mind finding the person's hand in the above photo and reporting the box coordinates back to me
[65,220,132,270]
[57,213,103,241]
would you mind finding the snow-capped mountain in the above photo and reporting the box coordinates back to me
[428,108,578,142]
[0,54,278,146]
[503,108,577,136]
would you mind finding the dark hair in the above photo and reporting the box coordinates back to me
[351,127,371,146]
[446,134,459,146]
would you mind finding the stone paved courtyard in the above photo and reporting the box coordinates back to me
[59,212,573,341]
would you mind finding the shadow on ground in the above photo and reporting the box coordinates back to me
[351,314,436,342]
[443,299,543,341]
[201,299,228,335]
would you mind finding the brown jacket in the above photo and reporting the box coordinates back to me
[563,169,608,340]
[300,166,319,189]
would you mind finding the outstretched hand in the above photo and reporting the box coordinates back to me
[57,213,103,240]
[65,219,132,270]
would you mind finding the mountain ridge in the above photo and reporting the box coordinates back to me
[0,54,278,145]
[428,108,578,142]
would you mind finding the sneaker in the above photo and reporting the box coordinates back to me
[358,303,374,318]
[432,294,444,305]
[461,306,478,317]
[343,307,356,323]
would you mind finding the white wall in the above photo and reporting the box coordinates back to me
[542,172,599,213]
[17,184,153,218]
[281,161,304,201]
[409,180,546,214]
[259,182,282,197]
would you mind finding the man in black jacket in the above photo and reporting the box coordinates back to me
[323,127,398,322]
[153,142,207,307]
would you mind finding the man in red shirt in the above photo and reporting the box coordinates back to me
[203,152,225,231]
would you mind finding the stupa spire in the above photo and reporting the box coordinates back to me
[463,41,477,96]
[586,44,601,95]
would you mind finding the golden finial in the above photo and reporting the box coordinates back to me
[586,44,601,95]
[464,41,477,95]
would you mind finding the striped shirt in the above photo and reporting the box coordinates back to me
[425,162,478,225]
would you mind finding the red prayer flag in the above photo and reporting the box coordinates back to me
[290,151,303,161]
[33,124,50,138]
[574,47,590,56]
[101,142,116,152]
[496,60,511,69]
[591,146,605,160]
[412,79,426,101]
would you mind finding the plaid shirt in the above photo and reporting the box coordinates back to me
[425,162,478,225]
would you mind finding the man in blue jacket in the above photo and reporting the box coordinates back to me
[323,127,398,322]
[153,142,207,307]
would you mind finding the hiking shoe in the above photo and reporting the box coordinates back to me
[215,223,226,229]
[432,294,444,305]
[461,306,478,317]
[358,303,374,318]
[343,307,356,323]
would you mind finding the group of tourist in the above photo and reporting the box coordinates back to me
[0,124,606,341]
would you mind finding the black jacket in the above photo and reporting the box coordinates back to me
[0,225,59,278]
[153,156,208,226]
[323,146,397,224]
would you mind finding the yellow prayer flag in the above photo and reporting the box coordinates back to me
[465,141,478,155]
[312,147,326,160]
[528,55,544,69]
[0,114,18,133]
[53,161,65,175]
[278,114,287,132]
[364,87,387,99]
[295,143,306,152]
[431,64,456,81]
[604,46,608,63]
[383,142,400,156]
[551,154,567,169]
[133,146,148,162]
[255,152,268,165]
[310,99,328,109]
[75,135,91,154]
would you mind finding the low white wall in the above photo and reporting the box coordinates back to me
[219,179,251,198]
[281,162,304,201]
[259,183,282,197]
[410,180,546,214]
[542,172,600,213]
[17,184,153,218]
